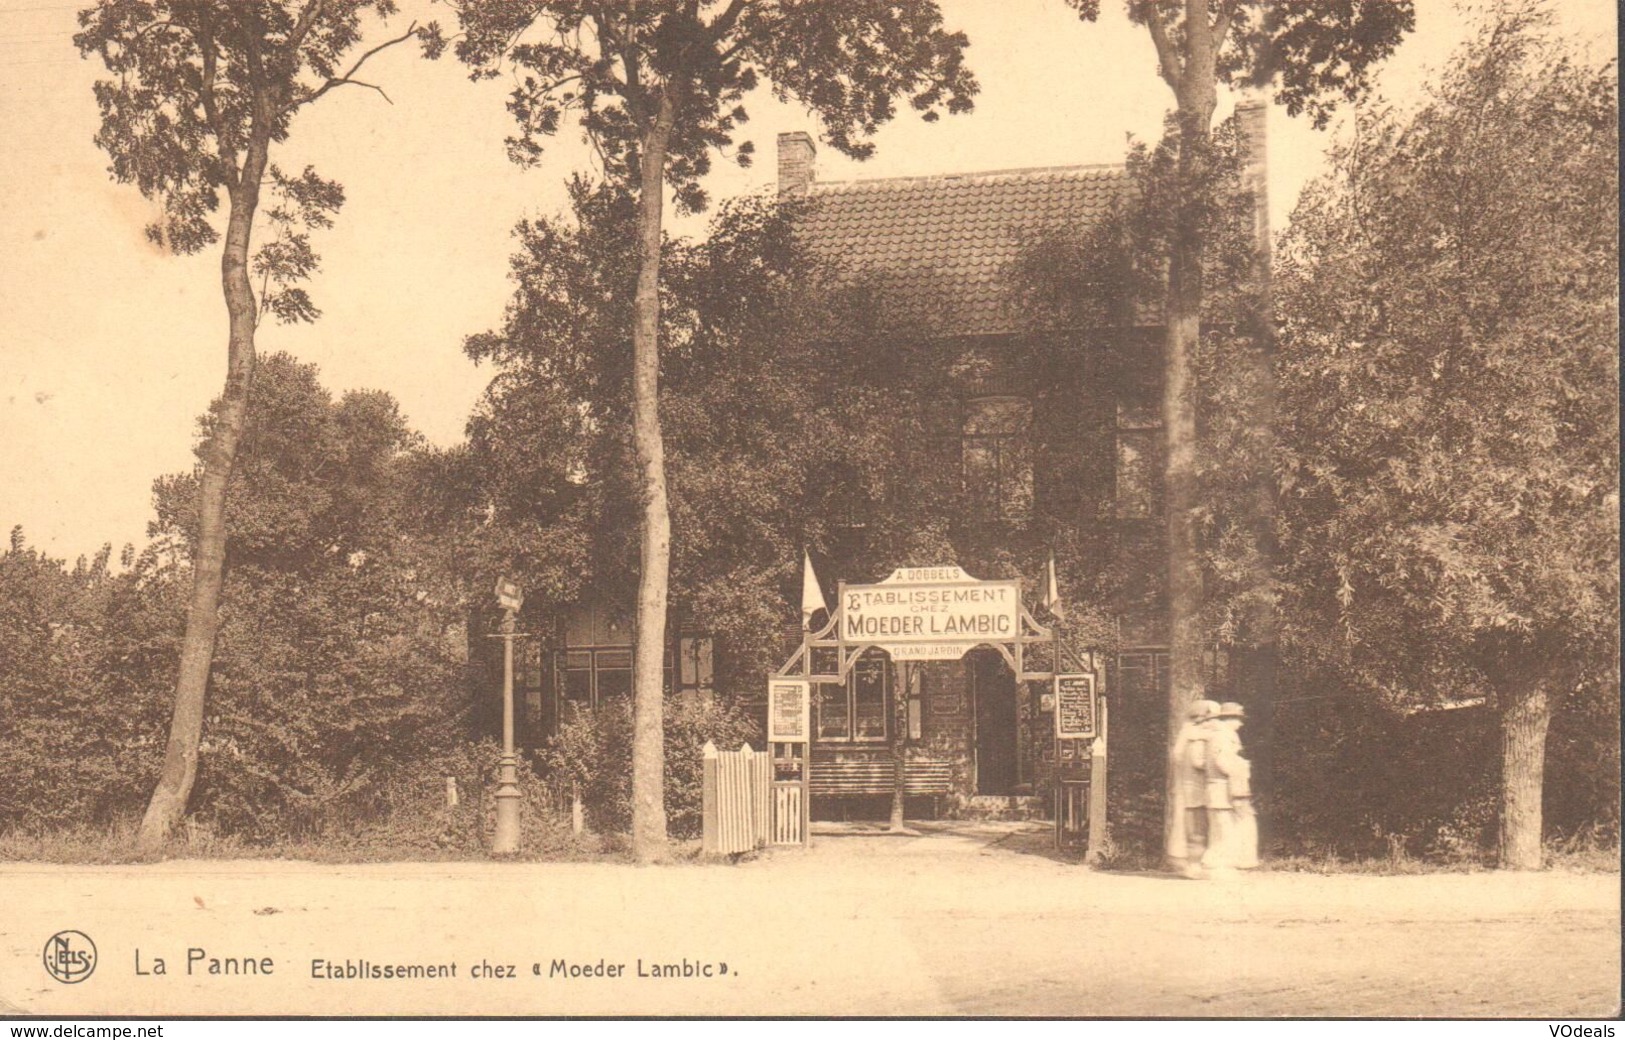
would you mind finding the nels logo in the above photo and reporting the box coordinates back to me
[43,931,97,984]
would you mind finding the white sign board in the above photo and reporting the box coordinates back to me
[768,679,810,743]
[840,567,1020,657]
[494,576,524,612]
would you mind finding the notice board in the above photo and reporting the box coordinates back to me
[768,679,810,743]
[1054,673,1097,740]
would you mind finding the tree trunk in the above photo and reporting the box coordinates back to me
[1159,13,1218,860]
[1498,680,1551,870]
[629,97,678,863]
[1161,104,1215,861]
[137,130,270,853]
[889,660,908,831]
[1161,238,1203,859]
[1239,97,1277,851]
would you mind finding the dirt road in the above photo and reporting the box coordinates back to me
[2,823,1617,1018]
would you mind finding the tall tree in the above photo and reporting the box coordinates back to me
[1064,0,1413,861]
[150,352,467,837]
[75,0,436,851]
[1276,5,1618,869]
[452,0,977,861]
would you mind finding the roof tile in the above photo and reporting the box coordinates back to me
[798,163,1130,337]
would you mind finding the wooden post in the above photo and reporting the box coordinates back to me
[889,659,908,831]
[1086,698,1109,866]
[701,740,718,856]
[748,741,770,849]
[1053,734,1062,849]
[801,739,811,845]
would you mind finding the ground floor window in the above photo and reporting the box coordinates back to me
[1116,649,1171,703]
[559,647,633,709]
[816,649,889,741]
[676,635,714,691]
[553,637,714,717]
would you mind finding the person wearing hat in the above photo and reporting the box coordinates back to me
[1202,701,1257,872]
[1167,696,1219,877]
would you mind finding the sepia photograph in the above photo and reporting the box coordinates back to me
[0,0,1618,1021]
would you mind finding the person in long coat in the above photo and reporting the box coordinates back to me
[1167,698,1219,877]
[1202,702,1258,871]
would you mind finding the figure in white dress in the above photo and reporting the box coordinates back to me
[1168,697,1219,877]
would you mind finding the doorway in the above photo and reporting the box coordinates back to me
[971,649,1017,795]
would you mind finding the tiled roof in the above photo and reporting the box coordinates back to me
[796,164,1129,338]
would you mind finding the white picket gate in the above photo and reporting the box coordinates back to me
[700,741,771,855]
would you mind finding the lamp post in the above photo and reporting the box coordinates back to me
[492,577,524,855]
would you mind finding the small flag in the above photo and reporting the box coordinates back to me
[801,549,828,630]
[1043,552,1066,621]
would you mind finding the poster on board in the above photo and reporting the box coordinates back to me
[1054,673,1096,740]
[768,678,811,743]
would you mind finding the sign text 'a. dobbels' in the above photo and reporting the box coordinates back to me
[839,567,1020,656]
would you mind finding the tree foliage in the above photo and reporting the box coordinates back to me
[148,354,470,836]
[0,534,178,831]
[1277,7,1618,699]
[1064,0,1413,128]
[2,356,484,842]
[1275,5,1619,865]
[452,0,977,212]
[74,0,431,271]
[75,0,438,848]
[450,0,977,859]
[460,183,971,691]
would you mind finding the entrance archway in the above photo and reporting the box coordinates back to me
[970,649,1018,795]
[772,565,1056,817]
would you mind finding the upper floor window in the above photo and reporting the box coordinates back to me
[962,395,1033,523]
[1115,400,1163,520]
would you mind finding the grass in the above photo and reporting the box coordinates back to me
[1076,824,1620,876]
[0,819,161,864]
[3,816,1616,872]
[0,814,625,865]
[1541,825,1622,873]
[1260,852,1489,875]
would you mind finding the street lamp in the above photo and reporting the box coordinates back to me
[492,576,524,855]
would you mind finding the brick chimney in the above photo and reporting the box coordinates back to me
[777,131,816,195]
[1234,94,1270,273]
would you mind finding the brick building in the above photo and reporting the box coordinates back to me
[490,102,1270,820]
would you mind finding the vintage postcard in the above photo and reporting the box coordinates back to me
[1,0,1618,1020]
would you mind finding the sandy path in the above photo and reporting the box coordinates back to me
[1,824,1616,1018]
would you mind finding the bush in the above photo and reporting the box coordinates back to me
[302,739,588,859]
[541,695,761,839]
[0,740,604,862]
[0,539,177,832]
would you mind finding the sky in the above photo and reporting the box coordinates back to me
[0,0,1616,562]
